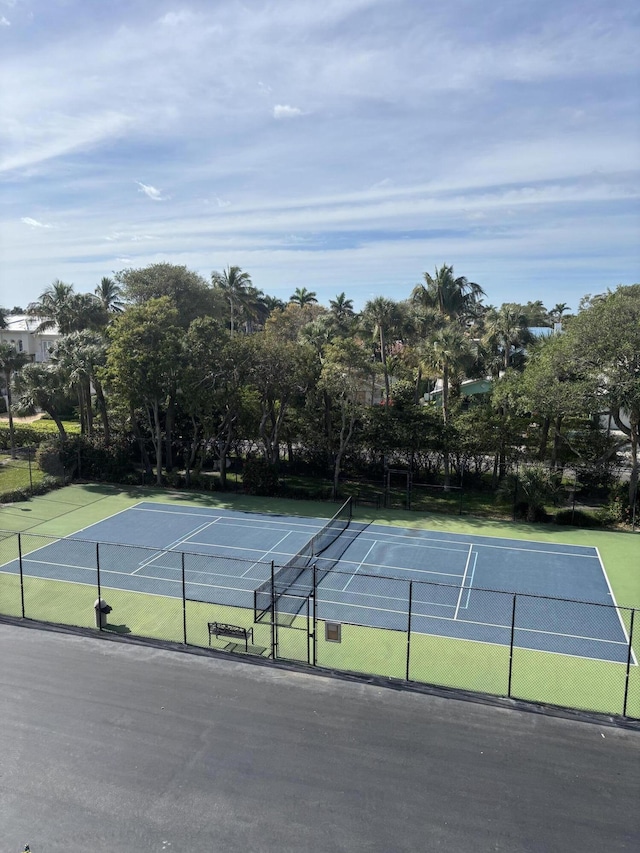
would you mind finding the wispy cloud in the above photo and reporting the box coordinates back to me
[136,182,167,202]
[158,10,194,26]
[273,104,303,119]
[0,16,10,26]
[21,216,52,228]
[0,0,637,311]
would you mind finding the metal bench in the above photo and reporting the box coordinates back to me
[208,622,253,652]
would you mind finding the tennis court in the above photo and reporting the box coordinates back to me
[0,500,631,665]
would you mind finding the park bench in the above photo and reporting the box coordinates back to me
[208,621,253,652]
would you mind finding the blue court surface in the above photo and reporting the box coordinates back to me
[2,501,633,664]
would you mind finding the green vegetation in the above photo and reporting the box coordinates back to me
[1,270,638,532]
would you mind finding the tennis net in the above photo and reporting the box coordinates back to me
[254,497,353,621]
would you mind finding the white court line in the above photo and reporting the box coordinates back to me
[321,595,630,649]
[460,554,478,610]
[361,527,600,557]
[68,502,144,537]
[356,534,468,556]
[163,518,221,552]
[240,530,296,577]
[453,545,474,620]
[342,543,377,593]
[343,559,464,580]
[594,546,637,666]
[132,504,323,532]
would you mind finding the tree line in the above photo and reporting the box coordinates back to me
[0,264,638,519]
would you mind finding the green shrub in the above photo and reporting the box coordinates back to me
[242,458,279,496]
[36,440,69,478]
[554,508,602,528]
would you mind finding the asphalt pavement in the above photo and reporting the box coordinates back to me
[1,621,638,853]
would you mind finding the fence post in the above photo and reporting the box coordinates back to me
[181,551,187,645]
[270,561,277,660]
[312,564,317,667]
[406,581,413,682]
[623,609,635,718]
[96,542,102,630]
[18,533,25,619]
[507,594,517,697]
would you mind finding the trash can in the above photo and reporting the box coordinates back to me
[94,598,112,629]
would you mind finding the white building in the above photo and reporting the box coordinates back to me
[0,315,61,364]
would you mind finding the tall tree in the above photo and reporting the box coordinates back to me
[95,277,124,315]
[361,296,405,407]
[567,284,640,507]
[328,292,356,336]
[13,362,69,439]
[51,331,111,442]
[29,280,104,334]
[412,266,484,488]
[211,266,254,337]
[244,333,316,465]
[289,287,318,307]
[482,303,535,376]
[411,264,485,325]
[181,318,247,488]
[119,263,220,328]
[106,298,183,485]
[319,338,370,497]
[0,342,30,457]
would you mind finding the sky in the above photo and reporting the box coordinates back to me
[1,0,639,313]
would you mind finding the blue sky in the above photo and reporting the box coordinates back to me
[1,0,639,312]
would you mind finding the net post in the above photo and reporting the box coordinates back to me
[18,533,25,619]
[507,594,517,697]
[181,551,187,645]
[96,542,102,631]
[623,608,635,718]
[406,580,413,682]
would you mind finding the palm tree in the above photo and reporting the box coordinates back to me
[241,286,270,333]
[361,297,403,407]
[262,294,286,315]
[411,264,485,326]
[95,277,124,315]
[29,280,104,334]
[328,292,355,336]
[13,362,68,440]
[329,292,354,321]
[289,287,318,307]
[51,331,110,440]
[0,342,30,458]
[482,304,534,376]
[211,266,253,337]
[550,303,570,325]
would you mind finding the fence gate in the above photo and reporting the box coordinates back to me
[272,591,313,665]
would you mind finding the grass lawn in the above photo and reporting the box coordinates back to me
[0,483,638,719]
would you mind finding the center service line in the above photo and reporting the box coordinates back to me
[453,544,474,621]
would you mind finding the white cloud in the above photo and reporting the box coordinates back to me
[21,216,51,228]
[158,10,193,26]
[0,16,10,26]
[136,182,167,201]
[273,104,303,119]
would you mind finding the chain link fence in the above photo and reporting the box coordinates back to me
[0,530,637,719]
